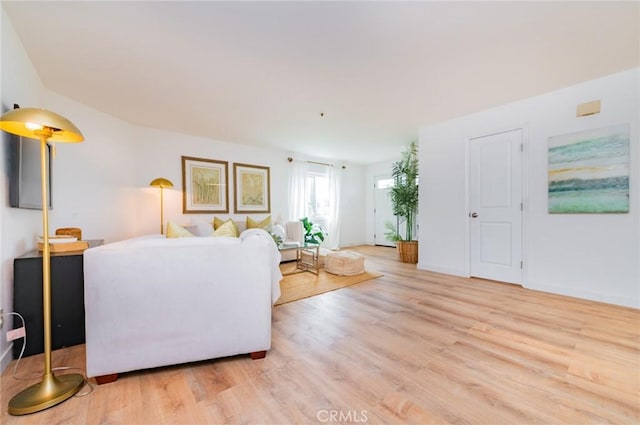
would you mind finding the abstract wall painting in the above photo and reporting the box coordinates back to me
[548,124,629,213]
[233,163,270,213]
[182,156,229,213]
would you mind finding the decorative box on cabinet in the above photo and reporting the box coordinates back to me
[12,240,103,358]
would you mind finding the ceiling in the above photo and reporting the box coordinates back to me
[3,1,638,164]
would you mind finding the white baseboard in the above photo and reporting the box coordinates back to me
[411,262,638,309]
[524,281,639,309]
[418,262,467,277]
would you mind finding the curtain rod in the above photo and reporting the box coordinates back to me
[287,157,332,167]
[307,160,332,167]
[287,157,345,169]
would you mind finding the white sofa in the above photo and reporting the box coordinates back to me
[83,229,282,383]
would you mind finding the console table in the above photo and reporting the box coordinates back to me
[12,239,103,358]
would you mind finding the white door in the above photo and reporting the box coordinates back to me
[470,129,523,284]
[374,175,396,247]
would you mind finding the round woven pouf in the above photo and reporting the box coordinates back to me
[325,250,365,275]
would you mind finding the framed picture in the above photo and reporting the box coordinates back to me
[548,124,629,214]
[182,156,229,213]
[233,163,270,213]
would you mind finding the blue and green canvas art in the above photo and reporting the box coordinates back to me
[548,124,629,213]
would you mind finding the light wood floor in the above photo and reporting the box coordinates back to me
[2,246,638,424]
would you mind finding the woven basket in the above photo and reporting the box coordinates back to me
[300,249,328,267]
[325,251,365,275]
[397,241,418,264]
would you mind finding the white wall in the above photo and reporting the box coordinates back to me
[131,125,292,234]
[0,11,139,370]
[0,7,46,370]
[419,68,639,308]
[45,93,138,242]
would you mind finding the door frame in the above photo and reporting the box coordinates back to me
[465,124,529,285]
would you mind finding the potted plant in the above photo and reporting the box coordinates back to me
[385,141,419,263]
[301,217,327,245]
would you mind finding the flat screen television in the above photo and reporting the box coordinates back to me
[7,131,53,210]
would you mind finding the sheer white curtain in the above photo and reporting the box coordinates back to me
[288,160,307,223]
[289,160,342,249]
[324,165,342,250]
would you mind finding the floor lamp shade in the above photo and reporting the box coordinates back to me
[0,108,84,142]
[0,107,85,415]
[150,177,173,234]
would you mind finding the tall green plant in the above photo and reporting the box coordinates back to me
[388,141,419,242]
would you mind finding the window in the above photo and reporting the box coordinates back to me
[305,169,330,229]
[376,177,394,189]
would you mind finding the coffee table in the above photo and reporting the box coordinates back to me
[279,243,320,275]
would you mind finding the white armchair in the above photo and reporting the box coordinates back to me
[276,221,304,262]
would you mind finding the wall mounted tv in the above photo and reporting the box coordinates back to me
[7,132,53,210]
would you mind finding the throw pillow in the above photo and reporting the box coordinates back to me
[166,221,195,238]
[213,217,226,230]
[214,219,239,237]
[247,215,271,230]
[271,224,286,242]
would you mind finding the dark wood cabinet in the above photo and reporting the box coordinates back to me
[12,240,103,358]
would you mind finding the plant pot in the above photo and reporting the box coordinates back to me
[396,240,418,264]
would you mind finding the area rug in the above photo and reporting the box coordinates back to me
[275,264,383,306]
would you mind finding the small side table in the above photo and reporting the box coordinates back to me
[13,239,103,358]
[279,243,320,275]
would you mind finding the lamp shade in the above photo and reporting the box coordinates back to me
[150,177,174,188]
[0,107,84,142]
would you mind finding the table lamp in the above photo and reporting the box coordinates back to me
[149,177,173,234]
[0,107,85,415]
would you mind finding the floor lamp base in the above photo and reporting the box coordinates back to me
[8,372,84,415]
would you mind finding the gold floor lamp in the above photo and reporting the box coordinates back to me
[0,107,85,415]
[149,177,173,234]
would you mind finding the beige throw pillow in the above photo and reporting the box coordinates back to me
[213,217,227,230]
[166,221,194,238]
[214,219,239,237]
[247,215,271,230]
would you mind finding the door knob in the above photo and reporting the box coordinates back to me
[471,212,478,218]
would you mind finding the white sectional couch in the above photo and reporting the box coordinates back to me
[83,229,282,383]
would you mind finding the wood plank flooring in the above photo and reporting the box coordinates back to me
[1,245,638,424]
